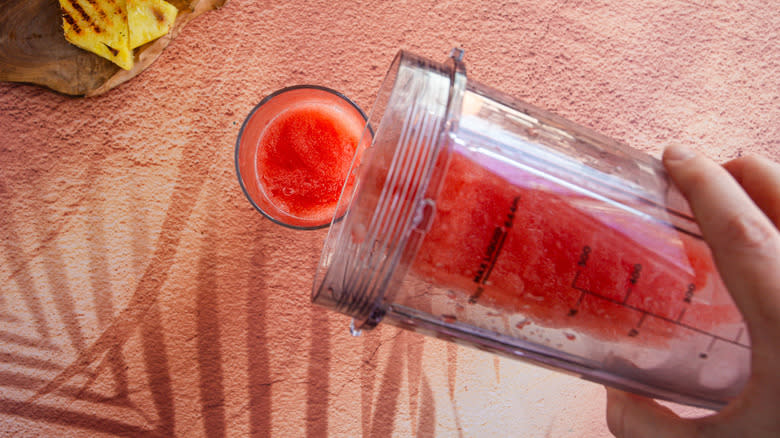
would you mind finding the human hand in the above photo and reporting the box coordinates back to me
[605,146,780,437]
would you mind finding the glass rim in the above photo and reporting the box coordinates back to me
[234,84,370,230]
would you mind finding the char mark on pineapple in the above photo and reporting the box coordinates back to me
[102,42,119,57]
[62,0,104,34]
[61,10,82,35]
[84,0,109,20]
[153,7,165,23]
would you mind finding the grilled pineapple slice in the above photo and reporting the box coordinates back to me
[59,0,134,70]
[127,0,178,49]
[59,0,179,71]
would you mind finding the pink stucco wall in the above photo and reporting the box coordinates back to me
[1,1,777,436]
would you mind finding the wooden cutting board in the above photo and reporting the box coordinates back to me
[0,0,227,96]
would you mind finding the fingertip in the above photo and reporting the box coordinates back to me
[723,154,780,228]
[605,386,624,404]
[604,387,697,438]
[663,145,697,165]
[605,387,626,433]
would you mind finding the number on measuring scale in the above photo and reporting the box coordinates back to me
[684,283,695,303]
[629,264,642,285]
[578,245,591,267]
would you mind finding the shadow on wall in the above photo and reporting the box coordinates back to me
[0,136,212,436]
[0,147,445,438]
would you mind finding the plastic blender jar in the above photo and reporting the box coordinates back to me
[313,49,749,410]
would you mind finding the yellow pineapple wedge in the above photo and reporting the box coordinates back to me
[127,0,178,49]
[59,0,134,70]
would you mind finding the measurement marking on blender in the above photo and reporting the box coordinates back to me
[622,287,633,304]
[684,284,695,303]
[468,288,484,304]
[628,312,648,337]
[735,327,744,343]
[578,245,591,266]
[570,269,749,349]
[568,271,586,316]
[676,307,687,322]
[700,337,718,359]
[483,229,508,282]
[568,245,591,315]
[470,225,506,289]
[469,196,520,304]
[623,263,642,303]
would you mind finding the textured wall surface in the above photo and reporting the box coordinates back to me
[0,0,778,436]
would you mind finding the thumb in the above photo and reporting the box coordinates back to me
[606,387,699,438]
